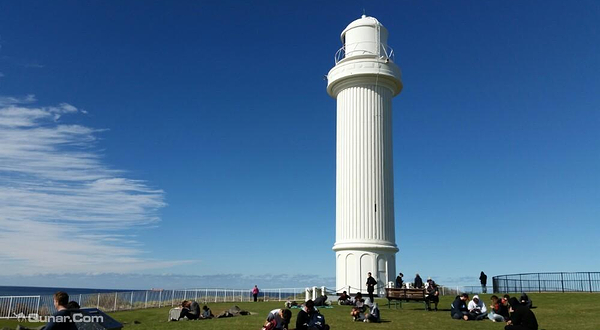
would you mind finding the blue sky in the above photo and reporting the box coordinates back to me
[0,0,599,290]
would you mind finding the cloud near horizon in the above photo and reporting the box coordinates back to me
[0,272,337,290]
[0,95,185,275]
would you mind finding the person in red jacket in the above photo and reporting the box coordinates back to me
[252,285,260,302]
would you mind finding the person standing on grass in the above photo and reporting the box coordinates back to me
[480,271,488,293]
[365,272,377,304]
[252,285,260,302]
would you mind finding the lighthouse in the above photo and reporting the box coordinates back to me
[327,15,402,295]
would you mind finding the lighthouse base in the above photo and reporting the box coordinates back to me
[334,247,397,295]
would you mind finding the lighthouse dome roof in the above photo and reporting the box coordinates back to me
[340,15,386,42]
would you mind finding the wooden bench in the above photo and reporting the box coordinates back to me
[385,288,428,309]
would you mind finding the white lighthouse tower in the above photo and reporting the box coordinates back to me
[327,15,402,295]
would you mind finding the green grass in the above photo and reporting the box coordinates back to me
[1,293,597,330]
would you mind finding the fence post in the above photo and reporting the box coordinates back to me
[114,292,118,311]
[8,297,13,318]
[538,274,541,293]
[279,289,281,302]
[36,296,41,316]
[79,294,82,306]
[159,290,162,308]
[97,294,100,309]
[145,291,148,309]
[195,289,198,302]
[561,273,565,293]
[519,274,523,293]
[215,289,217,303]
[130,292,134,309]
[589,272,593,293]
[172,290,175,307]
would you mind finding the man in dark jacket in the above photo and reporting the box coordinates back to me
[451,293,470,320]
[414,274,424,289]
[366,272,377,304]
[44,291,78,330]
[395,273,404,288]
[505,297,538,330]
[296,300,329,330]
[480,271,488,293]
[296,299,314,330]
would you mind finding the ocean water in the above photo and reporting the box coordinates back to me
[0,286,135,297]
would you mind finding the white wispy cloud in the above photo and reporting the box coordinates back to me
[0,95,180,275]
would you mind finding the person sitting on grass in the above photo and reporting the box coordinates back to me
[351,306,365,322]
[468,295,488,320]
[296,299,330,330]
[264,308,292,330]
[179,300,200,320]
[488,295,509,322]
[505,297,538,330]
[520,293,533,309]
[314,294,328,307]
[450,293,470,320]
[200,305,213,319]
[338,291,351,305]
[363,302,380,323]
[353,292,366,311]
[296,299,314,330]
[425,280,439,311]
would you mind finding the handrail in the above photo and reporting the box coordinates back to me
[493,272,600,293]
[334,42,396,64]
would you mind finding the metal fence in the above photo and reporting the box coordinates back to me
[493,272,600,293]
[0,287,305,319]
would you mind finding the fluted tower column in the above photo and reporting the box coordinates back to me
[327,15,402,295]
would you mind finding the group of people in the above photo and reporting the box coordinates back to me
[394,272,440,311]
[336,289,381,323]
[263,299,330,330]
[350,302,380,323]
[451,293,538,330]
[394,272,431,290]
[177,300,213,320]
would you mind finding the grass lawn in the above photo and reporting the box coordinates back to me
[1,293,597,330]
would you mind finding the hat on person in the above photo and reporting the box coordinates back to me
[472,295,479,300]
[509,297,520,307]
